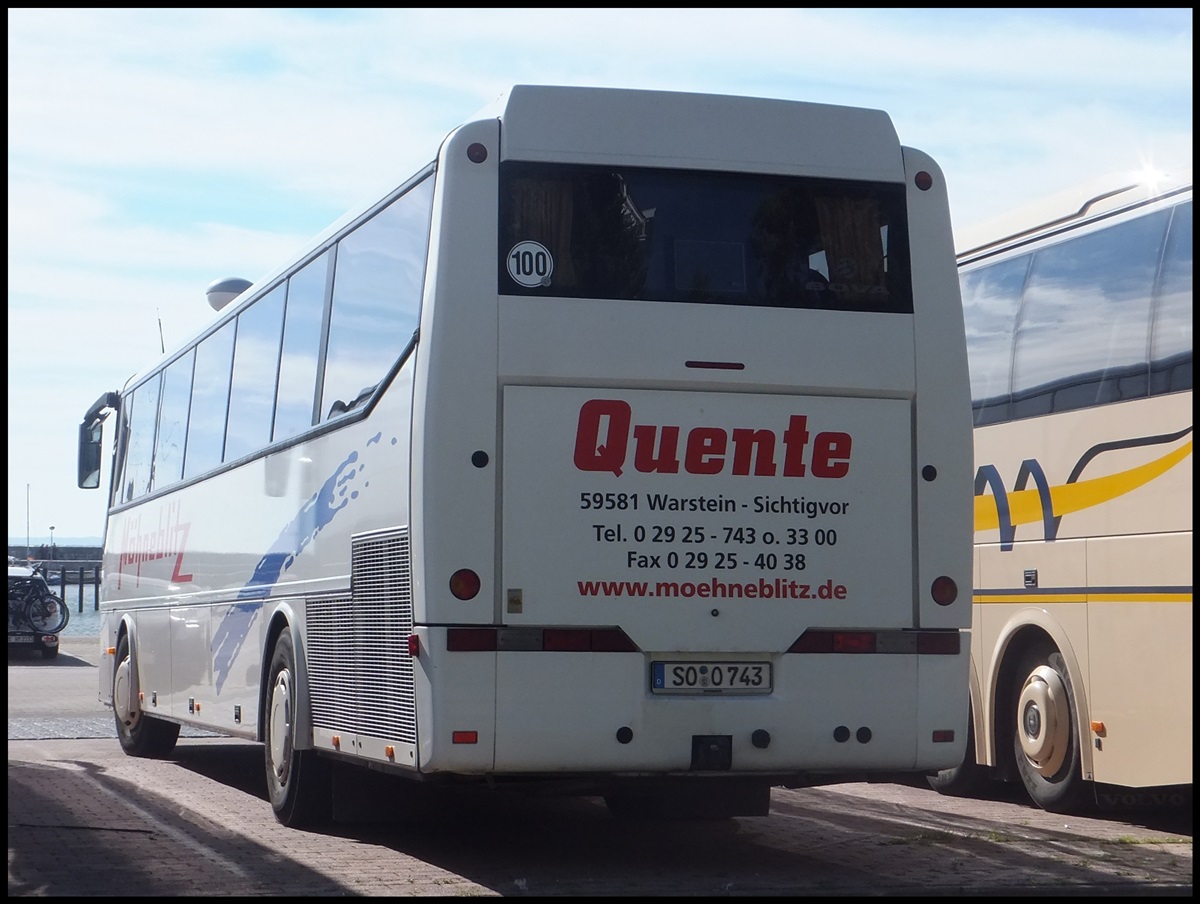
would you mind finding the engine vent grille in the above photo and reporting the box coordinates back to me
[307,528,415,743]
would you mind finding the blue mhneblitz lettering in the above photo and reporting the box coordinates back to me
[212,433,386,692]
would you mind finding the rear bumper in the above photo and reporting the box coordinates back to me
[7,631,59,652]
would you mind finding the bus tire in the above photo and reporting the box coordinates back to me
[264,630,331,828]
[1010,645,1091,814]
[927,705,984,797]
[113,633,180,757]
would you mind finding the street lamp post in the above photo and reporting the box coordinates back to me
[49,525,55,561]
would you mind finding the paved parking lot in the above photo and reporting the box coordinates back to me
[9,638,1192,896]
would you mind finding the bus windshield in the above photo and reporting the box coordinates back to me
[499,163,912,313]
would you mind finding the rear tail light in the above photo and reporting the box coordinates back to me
[543,627,640,652]
[917,631,961,655]
[589,628,639,652]
[788,630,875,653]
[449,569,481,600]
[788,628,960,655]
[931,575,958,606]
[446,626,639,652]
[543,628,590,652]
[446,627,497,651]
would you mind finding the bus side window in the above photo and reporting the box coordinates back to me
[1012,210,1168,419]
[961,255,1028,426]
[225,284,286,462]
[273,252,330,443]
[119,375,161,503]
[1150,200,1193,395]
[321,176,433,423]
[152,350,195,493]
[184,321,235,480]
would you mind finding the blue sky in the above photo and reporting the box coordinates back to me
[7,7,1193,542]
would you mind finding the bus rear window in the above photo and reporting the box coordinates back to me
[498,163,913,313]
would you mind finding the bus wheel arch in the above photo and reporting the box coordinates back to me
[987,614,1093,775]
[1001,634,1093,813]
[113,629,180,757]
[263,623,332,827]
[258,614,289,739]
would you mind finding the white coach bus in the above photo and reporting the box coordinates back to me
[930,171,1192,813]
[78,85,973,826]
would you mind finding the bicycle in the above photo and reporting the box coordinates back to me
[8,573,70,635]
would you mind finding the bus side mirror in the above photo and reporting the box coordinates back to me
[78,422,103,489]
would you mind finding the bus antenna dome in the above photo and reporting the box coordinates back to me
[206,277,253,311]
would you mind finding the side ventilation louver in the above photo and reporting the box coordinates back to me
[307,528,416,744]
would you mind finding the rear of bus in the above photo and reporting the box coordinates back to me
[408,86,972,814]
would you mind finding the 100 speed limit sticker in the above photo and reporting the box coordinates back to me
[507,241,554,287]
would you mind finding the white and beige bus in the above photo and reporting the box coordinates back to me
[930,171,1192,813]
[78,85,973,827]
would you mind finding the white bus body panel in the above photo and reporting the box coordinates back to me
[95,85,973,791]
[495,85,902,182]
[99,367,417,740]
[972,394,1193,786]
[502,386,913,642]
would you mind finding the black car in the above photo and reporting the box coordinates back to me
[8,566,64,659]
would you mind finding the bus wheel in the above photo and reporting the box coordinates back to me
[927,705,984,797]
[1010,647,1090,813]
[264,630,331,828]
[113,633,180,757]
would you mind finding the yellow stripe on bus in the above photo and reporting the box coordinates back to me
[973,593,1193,605]
[975,440,1193,532]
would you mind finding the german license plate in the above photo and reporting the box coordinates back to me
[651,661,772,695]
[9,635,34,643]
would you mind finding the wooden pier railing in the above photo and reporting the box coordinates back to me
[37,563,102,613]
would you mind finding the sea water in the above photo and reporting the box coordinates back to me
[55,583,102,638]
